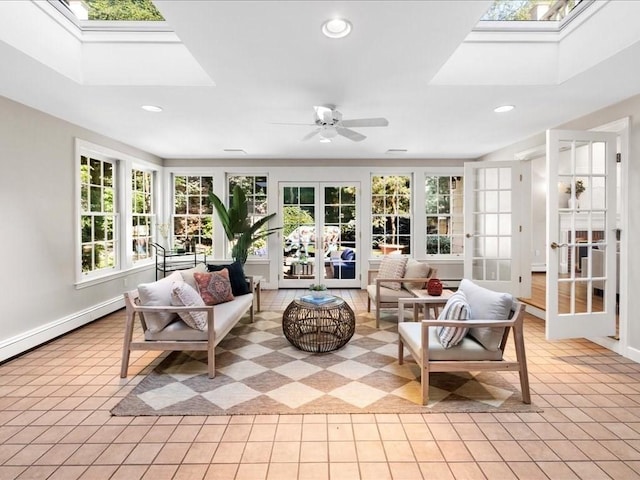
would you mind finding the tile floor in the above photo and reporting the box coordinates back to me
[1,289,640,480]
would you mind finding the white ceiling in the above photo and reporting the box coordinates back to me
[1,0,640,160]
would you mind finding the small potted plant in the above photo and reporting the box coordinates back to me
[309,283,328,299]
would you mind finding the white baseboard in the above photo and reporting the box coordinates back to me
[0,296,124,363]
[625,346,640,364]
[531,263,546,273]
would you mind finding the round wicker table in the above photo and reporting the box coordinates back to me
[282,297,356,353]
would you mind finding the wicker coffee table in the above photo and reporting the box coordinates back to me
[282,296,356,353]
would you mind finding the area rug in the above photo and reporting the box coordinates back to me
[112,310,539,416]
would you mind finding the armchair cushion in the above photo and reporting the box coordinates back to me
[137,271,183,333]
[366,284,413,304]
[436,291,470,349]
[402,259,430,290]
[377,255,408,290]
[398,322,503,361]
[194,270,235,305]
[459,279,513,351]
[170,280,207,330]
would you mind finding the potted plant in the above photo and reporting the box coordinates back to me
[565,180,585,198]
[565,180,585,209]
[210,185,281,265]
[309,283,328,299]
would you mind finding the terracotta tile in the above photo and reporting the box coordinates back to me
[300,441,328,462]
[566,461,610,479]
[418,462,454,480]
[359,462,392,480]
[269,441,299,463]
[297,462,328,480]
[329,441,358,462]
[235,463,268,480]
[241,442,272,463]
[478,462,517,479]
[329,462,359,480]
[447,462,486,480]
[170,463,208,480]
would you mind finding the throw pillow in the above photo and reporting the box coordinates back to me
[137,271,183,333]
[459,279,513,351]
[436,291,470,349]
[194,270,235,306]
[377,255,408,291]
[207,261,251,296]
[170,280,207,331]
[179,263,208,292]
[402,258,430,290]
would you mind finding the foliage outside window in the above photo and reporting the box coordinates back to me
[82,0,164,21]
[80,155,117,274]
[131,169,154,262]
[425,176,464,255]
[481,0,582,22]
[173,175,213,254]
[228,175,269,258]
[371,175,411,256]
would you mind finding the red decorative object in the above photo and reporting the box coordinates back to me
[427,278,443,296]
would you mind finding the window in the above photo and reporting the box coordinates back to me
[228,175,269,258]
[371,175,412,256]
[172,175,213,254]
[80,155,117,274]
[131,169,154,262]
[425,176,464,255]
[481,0,584,22]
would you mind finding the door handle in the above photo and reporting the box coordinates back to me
[550,242,568,250]
[465,233,478,238]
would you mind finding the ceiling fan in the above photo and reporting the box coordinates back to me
[275,105,389,142]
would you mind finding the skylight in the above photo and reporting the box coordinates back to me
[481,0,586,24]
[61,0,164,21]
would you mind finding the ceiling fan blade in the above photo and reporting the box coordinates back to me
[271,122,317,126]
[340,117,389,128]
[336,127,366,142]
[302,128,321,141]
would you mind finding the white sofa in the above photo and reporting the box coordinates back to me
[120,266,254,379]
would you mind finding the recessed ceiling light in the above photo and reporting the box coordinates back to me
[322,18,352,38]
[141,105,163,112]
[494,105,514,113]
[319,138,332,143]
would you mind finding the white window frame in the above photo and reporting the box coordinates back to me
[370,173,413,257]
[425,174,465,257]
[75,139,159,286]
[131,166,156,264]
[171,174,214,255]
[227,174,271,260]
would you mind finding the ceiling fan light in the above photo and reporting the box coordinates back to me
[320,125,338,140]
[322,18,352,38]
[494,105,515,113]
[319,138,331,143]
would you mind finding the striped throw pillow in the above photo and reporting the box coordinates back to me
[436,291,470,349]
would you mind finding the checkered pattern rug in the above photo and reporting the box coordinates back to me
[112,310,538,416]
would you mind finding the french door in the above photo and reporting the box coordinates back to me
[464,161,531,297]
[279,182,359,288]
[546,129,617,340]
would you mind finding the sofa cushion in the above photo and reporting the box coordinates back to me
[179,263,208,291]
[459,279,513,352]
[171,280,207,331]
[207,261,251,296]
[398,322,503,361]
[144,293,254,343]
[436,291,470,349]
[194,270,235,306]
[137,271,183,333]
[377,255,408,291]
[402,259,429,290]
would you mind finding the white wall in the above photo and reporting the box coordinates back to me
[479,93,640,360]
[0,96,161,361]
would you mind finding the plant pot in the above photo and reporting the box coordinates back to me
[310,290,326,299]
